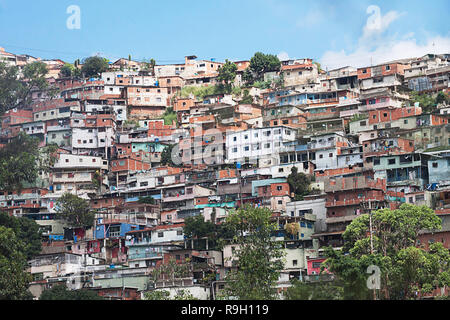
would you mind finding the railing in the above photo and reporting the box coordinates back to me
[325,196,385,207]
[304,274,335,283]
[128,252,162,261]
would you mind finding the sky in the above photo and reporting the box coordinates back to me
[0,0,449,70]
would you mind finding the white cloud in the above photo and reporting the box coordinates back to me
[361,5,403,42]
[296,9,324,28]
[277,51,290,61]
[320,5,450,70]
[322,36,450,69]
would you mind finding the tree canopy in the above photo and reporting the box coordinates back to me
[287,167,311,201]
[55,193,95,228]
[247,52,281,83]
[324,204,449,300]
[39,284,103,300]
[0,212,42,261]
[0,226,33,300]
[219,205,285,300]
[0,61,50,115]
[217,59,237,93]
[81,56,109,78]
[0,132,41,194]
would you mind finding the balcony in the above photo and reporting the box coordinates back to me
[162,193,194,203]
[325,195,385,207]
[324,177,385,193]
[307,111,340,121]
[127,252,162,261]
[340,109,359,118]
[326,214,366,224]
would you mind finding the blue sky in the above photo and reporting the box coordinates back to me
[0,0,449,69]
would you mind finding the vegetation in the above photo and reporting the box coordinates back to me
[248,52,281,82]
[0,212,42,261]
[349,113,368,123]
[0,61,52,115]
[55,193,95,228]
[184,215,216,239]
[81,56,109,78]
[217,59,237,93]
[179,85,225,100]
[0,132,41,194]
[39,284,104,300]
[144,289,198,300]
[0,226,34,300]
[284,279,343,300]
[410,91,450,113]
[60,63,81,78]
[240,89,253,104]
[183,214,235,250]
[313,61,323,73]
[219,206,285,300]
[287,167,312,201]
[162,106,177,125]
[161,144,180,167]
[324,204,449,300]
[138,196,156,205]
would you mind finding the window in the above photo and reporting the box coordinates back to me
[158,232,164,238]
[388,158,396,165]
[360,121,366,126]
[177,230,183,236]
[432,162,438,168]
[293,260,298,266]
[374,158,380,165]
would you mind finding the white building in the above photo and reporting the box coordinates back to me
[226,126,296,163]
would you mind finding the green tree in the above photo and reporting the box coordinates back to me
[55,193,95,228]
[242,68,255,86]
[0,226,33,300]
[60,63,76,78]
[287,167,311,201]
[325,204,448,300]
[240,89,253,104]
[217,60,237,93]
[284,278,343,300]
[220,205,285,300]
[184,215,216,239]
[144,290,171,300]
[161,144,182,167]
[144,289,198,300]
[248,52,281,82]
[0,61,50,115]
[81,56,109,78]
[39,284,103,300]
[0,212,42,261]
[0,132,40,194]
[138,196,155,205]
